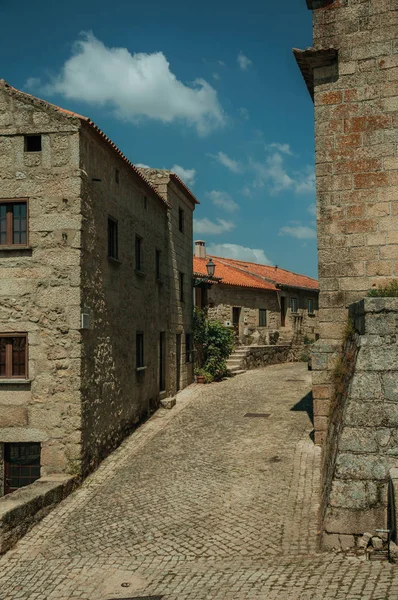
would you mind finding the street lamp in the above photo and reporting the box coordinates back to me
[206,258,216,278]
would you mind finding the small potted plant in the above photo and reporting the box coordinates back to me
[195,368,206,384]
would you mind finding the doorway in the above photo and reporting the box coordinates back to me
[232,307,241,340]
[176,334,182,392]
[281,297,286,327]
[159,332,166,392]
[4,442,41,495]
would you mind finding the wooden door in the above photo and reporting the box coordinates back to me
[232,307,241,340]
[281,297,286,327]
[176,334,181,392]
[4,443,41,495]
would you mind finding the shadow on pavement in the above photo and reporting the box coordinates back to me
[291,391,314,426]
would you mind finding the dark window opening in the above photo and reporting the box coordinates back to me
[156,249,161,280]
[259,309,267,327]
[0,201,28,246]
[108,217,118,260]
[24,135,42,152]
[115,169,119,184]
[144,196,148,210]
[0,335,27,379]
[185,333,192,363]
[308,298,314,315]
[136,333,144,368]
[179,272,184,302]
[135,235,143,271]
[291,297,298,314]
[4,443,41,495]
[179,208,184,233]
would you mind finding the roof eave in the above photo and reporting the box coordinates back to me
[306,0,335,8]
[170,174,200,206]
[276,283,319,293]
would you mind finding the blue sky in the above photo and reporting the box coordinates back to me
[1,0,317,277]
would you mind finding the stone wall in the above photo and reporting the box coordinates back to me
[306,0,398,444]
[79,127,173,474]
[241,345,296,370]
[322,298,398,549]
[0,81,83,489]
[207,284,319,345]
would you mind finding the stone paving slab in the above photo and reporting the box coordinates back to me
[1,363,398,599]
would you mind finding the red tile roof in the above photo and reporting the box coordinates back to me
[193,255,318,292]
[0,79,170,209]
[193,256,277,291]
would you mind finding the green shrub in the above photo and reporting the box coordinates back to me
[368,280,398,297]
[193,308,234,381]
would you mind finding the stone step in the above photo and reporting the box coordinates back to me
[228,369,246,376]
[226,359,243,365]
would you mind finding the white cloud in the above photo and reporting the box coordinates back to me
[251,150,315,196]
[279,223,317,240]
[212,73,220,81]
[218,60,226,67]
[29,32,225,137]
[241,186,252,198]
[135,163,151,169]
[269,143,292,155]
[237,52,252,71]
[295,170,315,195]
[207,190,239,213]
[207,243,271,265]
[171,164,196,187]
[308,203,317,216]
[213,151,243,173]
[193,218,235,235]
[239,107,249,120]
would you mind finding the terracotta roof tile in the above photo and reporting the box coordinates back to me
[193,256,277,291]
[0,79,170,209]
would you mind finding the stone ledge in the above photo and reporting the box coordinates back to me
[0,474,78,554]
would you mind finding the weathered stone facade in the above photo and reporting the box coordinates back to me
[295,0,398,445]
[0,80,195,492]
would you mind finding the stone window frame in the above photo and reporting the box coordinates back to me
[0,198,29,248]
[259,309,267,327]
[107,216,118,261]
[0,333,28,380]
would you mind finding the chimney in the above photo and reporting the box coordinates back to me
[195,240,206,259]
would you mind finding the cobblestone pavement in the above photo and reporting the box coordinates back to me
[1,363,398,599]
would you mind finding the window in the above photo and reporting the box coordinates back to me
[0,334,27,379]
[185,333,192,363]
[156,249,161,280]
[0,200,28,246]
[179,272,184,302]
[135,235,143,271]
[259,309,267,327]
[107,217,118,260]
[24,135,41,152]
[143,196,148,210]
[4,443,41,494]
[308,298,314,315]
[115,169,119,184]
[136,333,144,368]
[179,208,184,233]
[291,297,298,314]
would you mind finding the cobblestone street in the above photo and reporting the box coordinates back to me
[1,363,398,599]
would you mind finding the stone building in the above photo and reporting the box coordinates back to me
[0,80,196,496]
[193,241,319,345]
[295,0,398,545]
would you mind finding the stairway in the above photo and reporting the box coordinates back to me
[277,330,294,346]
[226,346,250,376]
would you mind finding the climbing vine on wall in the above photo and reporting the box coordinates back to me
[193,308,234,382]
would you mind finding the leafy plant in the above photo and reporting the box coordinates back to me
[193,308,234,381]
[368,280,398,297]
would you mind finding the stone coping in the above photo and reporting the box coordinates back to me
[0,474,77,554]
[353,297,398,314]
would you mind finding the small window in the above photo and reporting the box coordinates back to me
[185,333,192,363]
[291,297,298,314]
[4,443,41,494]
[115,169,119,184]
[179,272,184,302]
[144,196,148,210]
[24,135,42,152]
[259,309,267,327]
[308,298,314,315]
[156,249,161,280]
[0,334,27,379]
[108,217,118,260]
[135,235,143,271]
[179,208,184,233]
[0,200,28,247]
[136,333,144,368]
